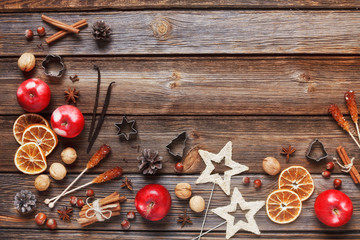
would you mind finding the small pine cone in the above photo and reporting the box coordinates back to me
[14,190,36,214]
[138,149,163,175]
[92,21,111,40]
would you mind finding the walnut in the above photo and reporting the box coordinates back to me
[49,163,67,180]
[34,174,51,191]
[175,183,192,200]
[18,53,35,72]
[61,147,77,165]
[189,196,205,213]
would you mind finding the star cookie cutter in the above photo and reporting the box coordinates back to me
[306,139,328,162]
[114,116,137,141]
[166,131,187,159]
[41,54,65,77]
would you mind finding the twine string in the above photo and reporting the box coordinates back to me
[85,197,118,221]
[333,156,354,173]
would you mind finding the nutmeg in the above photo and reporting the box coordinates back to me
[18,53,35,72]
[262,157,281,176]
[61,147,77,165]
[34,174,50,191]
[175,183,192,200]
[189,195,205,213]
[49,163,67,180]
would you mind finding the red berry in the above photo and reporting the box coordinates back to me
[35,212,47,225]
[326,162,335,171]
[242,176,250,185]
[121,219,131,230]
[174,162,184,173]
[322,170,331,178]
[37,26,46,36]
[76,198,85,208]
[334,179,342,189]
[254,179,262,189]
[86,189,94,197]
[69,196,77,206]
[46,218,57,229]
[25,29,33,40]
[127,211,136,220]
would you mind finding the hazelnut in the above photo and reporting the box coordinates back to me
[18,53,35,72]
[262,157,281,176]
[189,196,205,213]
[61,147,77,165]
[34,174,51,191]
[175,183,192,200]
[35,212,47,225]
[49,163,67,180]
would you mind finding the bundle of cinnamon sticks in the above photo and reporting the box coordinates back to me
[78,192,126,227]
[336,146,360,184]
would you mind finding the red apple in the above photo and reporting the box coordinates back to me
[16,78,51,112]
[135,184,171,221]
[314,189,353,227]
[51,105,84,138]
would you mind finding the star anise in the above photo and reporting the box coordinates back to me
[57,206,73,222]
[281,145,296,163]
[64,87,80,104]
[177,209,192,228]
[121,176,133,191]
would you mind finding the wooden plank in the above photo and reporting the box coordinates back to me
[2,0,360,12]
[0,173,359,234]
[2,11,360,56]
[1,115,358,174]
[1,229,360,240]
[1,56,360,115]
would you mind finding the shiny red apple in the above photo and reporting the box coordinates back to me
[16,78,51,112]
[51,105,84,138]
[135,184,171,221]
[314,189,353,227]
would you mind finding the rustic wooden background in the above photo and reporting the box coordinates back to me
[1,1,360,239]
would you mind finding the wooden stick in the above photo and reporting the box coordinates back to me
[44,168,88,206]
[336,146,360,184]
[42,15,80,33]
[78,210,121,227]
[349,132,360,150]
[46,19,87,44]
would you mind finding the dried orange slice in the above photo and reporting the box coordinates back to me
[13,113,49,145]
[14,142,47,175]
[22,124,58,156]
[278,166,314,201]
[266,189,302,224]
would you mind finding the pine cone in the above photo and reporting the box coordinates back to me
[138,149,163,175]
[92,21,111,40]
[14,190,36,214]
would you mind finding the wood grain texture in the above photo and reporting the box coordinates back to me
[2,230,360,240]
[1,56,360,115]
[0,174,359,234]
[2,11,360,56]
[1,115,358,174]
[1,0,360,12]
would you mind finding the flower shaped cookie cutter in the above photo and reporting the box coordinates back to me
[41,54,65,77]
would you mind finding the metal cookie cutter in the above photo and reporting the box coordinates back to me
[41,54,65,77]
[306,139,328,162]
[114,116,137,141]
[166,131,187,159]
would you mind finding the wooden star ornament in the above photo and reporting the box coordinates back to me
[212,187,265,239]
[195,141,249,195]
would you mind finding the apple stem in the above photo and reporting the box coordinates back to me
[333,208,340,215]
[146,201,155,216]
[61,121,68,126]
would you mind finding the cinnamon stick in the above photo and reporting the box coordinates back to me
[45,19,87,44]
[42,15,80,34]
[79,203,120,218]
[78,210,121,227]
[336,146,360,184]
